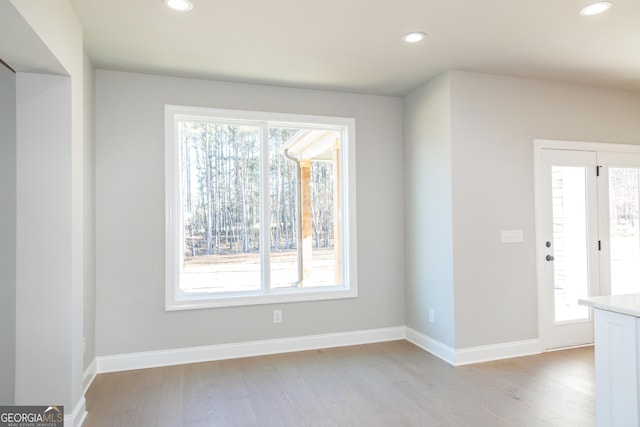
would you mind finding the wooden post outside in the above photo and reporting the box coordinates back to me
[300,159,313,285]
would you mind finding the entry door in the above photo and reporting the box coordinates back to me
[537,149,600,350]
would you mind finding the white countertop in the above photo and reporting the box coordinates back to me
[579,294,640,318]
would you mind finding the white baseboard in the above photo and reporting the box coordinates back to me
[65,396,86,427]
[96,326,405,373]
[83,359,97,396]
[92,325,541,375]
[405,327,541,366]
[454,338,541,365]
[405,327,456,365]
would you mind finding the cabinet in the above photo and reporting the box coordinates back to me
[593,309,640,426]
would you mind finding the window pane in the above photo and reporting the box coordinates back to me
[270,128,340,289]
[551,166,590,322]
[310,160,339,286]
[179,122,261,293]
[269,127,300,287]
[609,168,640,295]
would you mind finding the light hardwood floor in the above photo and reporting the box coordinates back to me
[84,341,595,427]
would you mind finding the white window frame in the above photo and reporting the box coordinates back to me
[165,105,358,310]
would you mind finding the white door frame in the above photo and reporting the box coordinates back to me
[534,139,640,351]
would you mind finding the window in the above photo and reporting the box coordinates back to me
[165,105,357,310]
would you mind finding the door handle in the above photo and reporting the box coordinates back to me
[546,255,554,262]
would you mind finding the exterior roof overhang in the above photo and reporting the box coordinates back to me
[282,129,337,161]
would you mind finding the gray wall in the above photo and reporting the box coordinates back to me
[95,70,405,356]
[0,62,16,405]
[403,73,456,347]
[404,70,640,350]
[450,71,640,348]
[83,53,96,375]
[15,73,75,406]
[8,0,86,412]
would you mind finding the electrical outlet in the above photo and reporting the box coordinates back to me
[273,309,282,323]
[429,309,435,323]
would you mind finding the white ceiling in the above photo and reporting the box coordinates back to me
[68,0,640,96]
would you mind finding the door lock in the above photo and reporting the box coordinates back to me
[546,254,554,262]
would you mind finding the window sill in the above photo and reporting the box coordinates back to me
[165,286,357,311]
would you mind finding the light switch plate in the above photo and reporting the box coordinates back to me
[501,230,523,243]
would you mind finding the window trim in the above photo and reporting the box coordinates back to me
[164,105,358,310]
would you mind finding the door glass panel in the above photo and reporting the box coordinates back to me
[551,166,590,322]
[609,167,640,295]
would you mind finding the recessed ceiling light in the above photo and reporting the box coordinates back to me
[580,1,612,16]
[165,0,193,11]
[402,32,426,43]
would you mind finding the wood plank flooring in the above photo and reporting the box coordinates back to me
[84,340,595,427]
